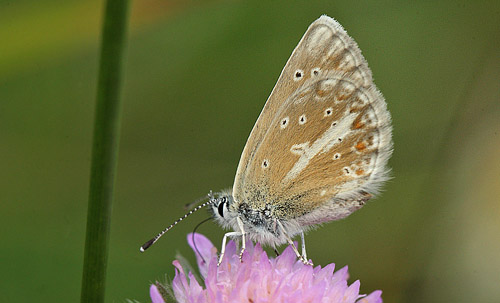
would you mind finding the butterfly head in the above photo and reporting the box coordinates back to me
[209,190,239,230]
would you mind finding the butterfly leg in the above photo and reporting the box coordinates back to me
[218,231,241,266]
[277,220,313,266]
[217,217,246,266]
[236,217,246,262]
[300,231,309,263]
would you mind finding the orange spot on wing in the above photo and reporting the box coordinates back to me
[353,120,364,129]
[355,142,366,151]
[356,169,365,175]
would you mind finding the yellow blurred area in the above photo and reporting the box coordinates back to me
[0,0,206,77]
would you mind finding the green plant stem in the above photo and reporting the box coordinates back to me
[80,1,130,303]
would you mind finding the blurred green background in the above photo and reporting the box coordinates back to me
[1,0,499,302]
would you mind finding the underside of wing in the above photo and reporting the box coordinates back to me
[233,16,392,223]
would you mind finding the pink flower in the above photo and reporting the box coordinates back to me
[150,233,382,303]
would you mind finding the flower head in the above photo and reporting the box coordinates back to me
[150,233,382,303]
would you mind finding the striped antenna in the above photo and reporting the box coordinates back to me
[184,194,212,211]
[140,196,216,252]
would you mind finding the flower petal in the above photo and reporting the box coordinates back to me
[343,280,361,303]
[356,290,383,303]
[149,284,165,303]
[187,233,217,278]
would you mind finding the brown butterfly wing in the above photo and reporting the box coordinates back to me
[232,16,392,223]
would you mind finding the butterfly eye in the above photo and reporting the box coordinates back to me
[217,201,225,217]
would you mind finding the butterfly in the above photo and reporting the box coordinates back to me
[141,15,393,266]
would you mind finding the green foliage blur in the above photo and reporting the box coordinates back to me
[1,1,499,302]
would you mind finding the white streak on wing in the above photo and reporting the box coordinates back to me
[307,26,332,52]
[283,111,358,182]
[290,142,310,155]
